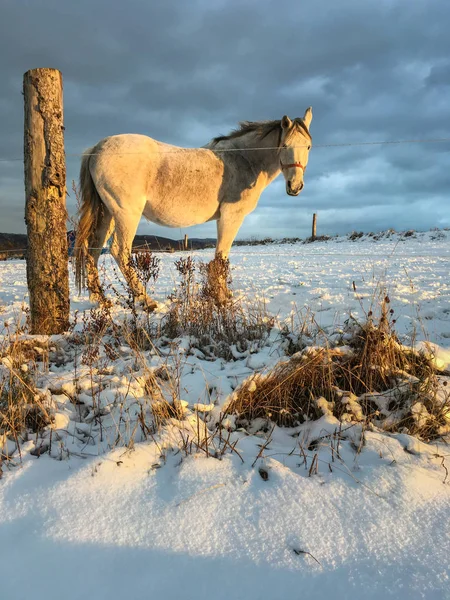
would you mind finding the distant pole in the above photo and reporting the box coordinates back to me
[312,213,317,241]
[24,68,69,334]
[184,234,189,251]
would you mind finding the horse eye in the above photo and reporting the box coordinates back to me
[307,145,311,150]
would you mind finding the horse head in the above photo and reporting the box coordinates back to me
[279,107,312,196]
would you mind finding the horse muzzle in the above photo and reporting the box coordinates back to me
[287,181,304,196]
[281,161,305,196]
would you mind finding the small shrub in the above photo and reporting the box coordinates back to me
[129,248,160,289]
[163,255,272,359]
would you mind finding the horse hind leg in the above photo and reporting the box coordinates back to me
[109,219,158,312]
[86,209,114,304]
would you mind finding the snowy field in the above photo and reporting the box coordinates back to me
[1,230,450,600]
[2,229,450,345]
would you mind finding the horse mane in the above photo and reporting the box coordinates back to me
[210,117,311,147]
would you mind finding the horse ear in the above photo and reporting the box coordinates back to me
[281,115,292,130]
[303,106,313,129]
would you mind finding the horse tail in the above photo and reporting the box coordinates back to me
[74,148,102,292]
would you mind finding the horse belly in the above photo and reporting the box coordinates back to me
[143,150,225,227]
[143,196,220,228]
[143,172,222,227]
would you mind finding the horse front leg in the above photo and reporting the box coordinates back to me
[110,223,158,312]
[212,207,246,304]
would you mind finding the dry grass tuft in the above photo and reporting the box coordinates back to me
[342,298,434,395]
[163,255,272,359]
[0,338,52,456]
[226,348,333,427]
[141,365,186,431]
[226,298,448,440]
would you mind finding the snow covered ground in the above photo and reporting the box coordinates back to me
[2,229,450,345]
[1,230,449,600]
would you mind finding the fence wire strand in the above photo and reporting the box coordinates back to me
[2,246,449,260]
[1,136,450,163]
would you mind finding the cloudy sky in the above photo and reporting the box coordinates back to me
[1,0,449,240]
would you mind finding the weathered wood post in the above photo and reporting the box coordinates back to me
[24,68,69,334]
[184,234,189,251]
[312,213,317,241]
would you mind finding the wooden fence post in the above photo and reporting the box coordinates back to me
[24,68,69,334]
[184,234,189,251]
[312,213,317,241]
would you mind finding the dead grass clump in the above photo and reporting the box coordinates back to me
[338,303,435,397]
[0,343,52,456]
[226,300,447,440]
[73,304,119,366]
[147,397,186,431]
[163,255,272,359]
[0,337,50,367]
[142,366,185,430]
[226,348,337,428]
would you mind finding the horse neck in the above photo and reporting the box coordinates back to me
[233,130,281,183]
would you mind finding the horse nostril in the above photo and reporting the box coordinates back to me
[287,181,292,191]
[299,181,304,191]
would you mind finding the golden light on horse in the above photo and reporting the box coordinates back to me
[74,107,313,310]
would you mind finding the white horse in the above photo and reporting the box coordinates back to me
[74,107,313,309]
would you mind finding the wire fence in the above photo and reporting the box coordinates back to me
[1,133,449,261]
[1,136,450,163]
[1,246,449,259]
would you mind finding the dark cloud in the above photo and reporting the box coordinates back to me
[1,0,449,237]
